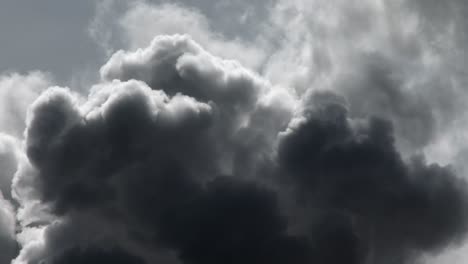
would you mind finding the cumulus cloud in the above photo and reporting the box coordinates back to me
[0,0,468,263]
[278,92,468,263]
[0,72,52,138]
[261,0,468,165]
[0,71,51,264]
[5,34,466,264]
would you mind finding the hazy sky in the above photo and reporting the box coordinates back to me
[0,0,273,84]
[2,1,468,264]
[0,0,100,81]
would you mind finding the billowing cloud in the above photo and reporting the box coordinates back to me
[6,34,466,264]
[0,72,51,264]
[278,92,468,263]
[0,72,51,138]
[261,0,468,165]
[0,0,467,263]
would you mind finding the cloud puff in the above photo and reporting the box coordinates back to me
[261,0,468,171]
[0,72,52,138]
[278,92,468,263]
[101,34,266,106]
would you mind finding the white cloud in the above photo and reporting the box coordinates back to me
[90,1,267,70]
[0,191,16,264]
[0,72,52,138]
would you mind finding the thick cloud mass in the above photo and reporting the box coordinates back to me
[5,34,466,264]
[279,93,468,262]
[1,1,468,263]
[51,247,145,264]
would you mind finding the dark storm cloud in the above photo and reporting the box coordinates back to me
[14,34,468,264]
[128,175,312,264]
[278,92,468,263]
[25,81,213,214]
[51,247,145,264]
[260,0,468,171]
[1,0,468,263]
[16,37,300,262]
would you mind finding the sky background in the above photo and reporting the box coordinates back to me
[0,0,99,81]
[0,0,274,84]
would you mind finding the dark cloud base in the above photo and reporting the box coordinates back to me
[279,94,468,263]
[51,247,145,264]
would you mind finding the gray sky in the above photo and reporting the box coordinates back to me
[0,0,101,83]
[0,0,272,84]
